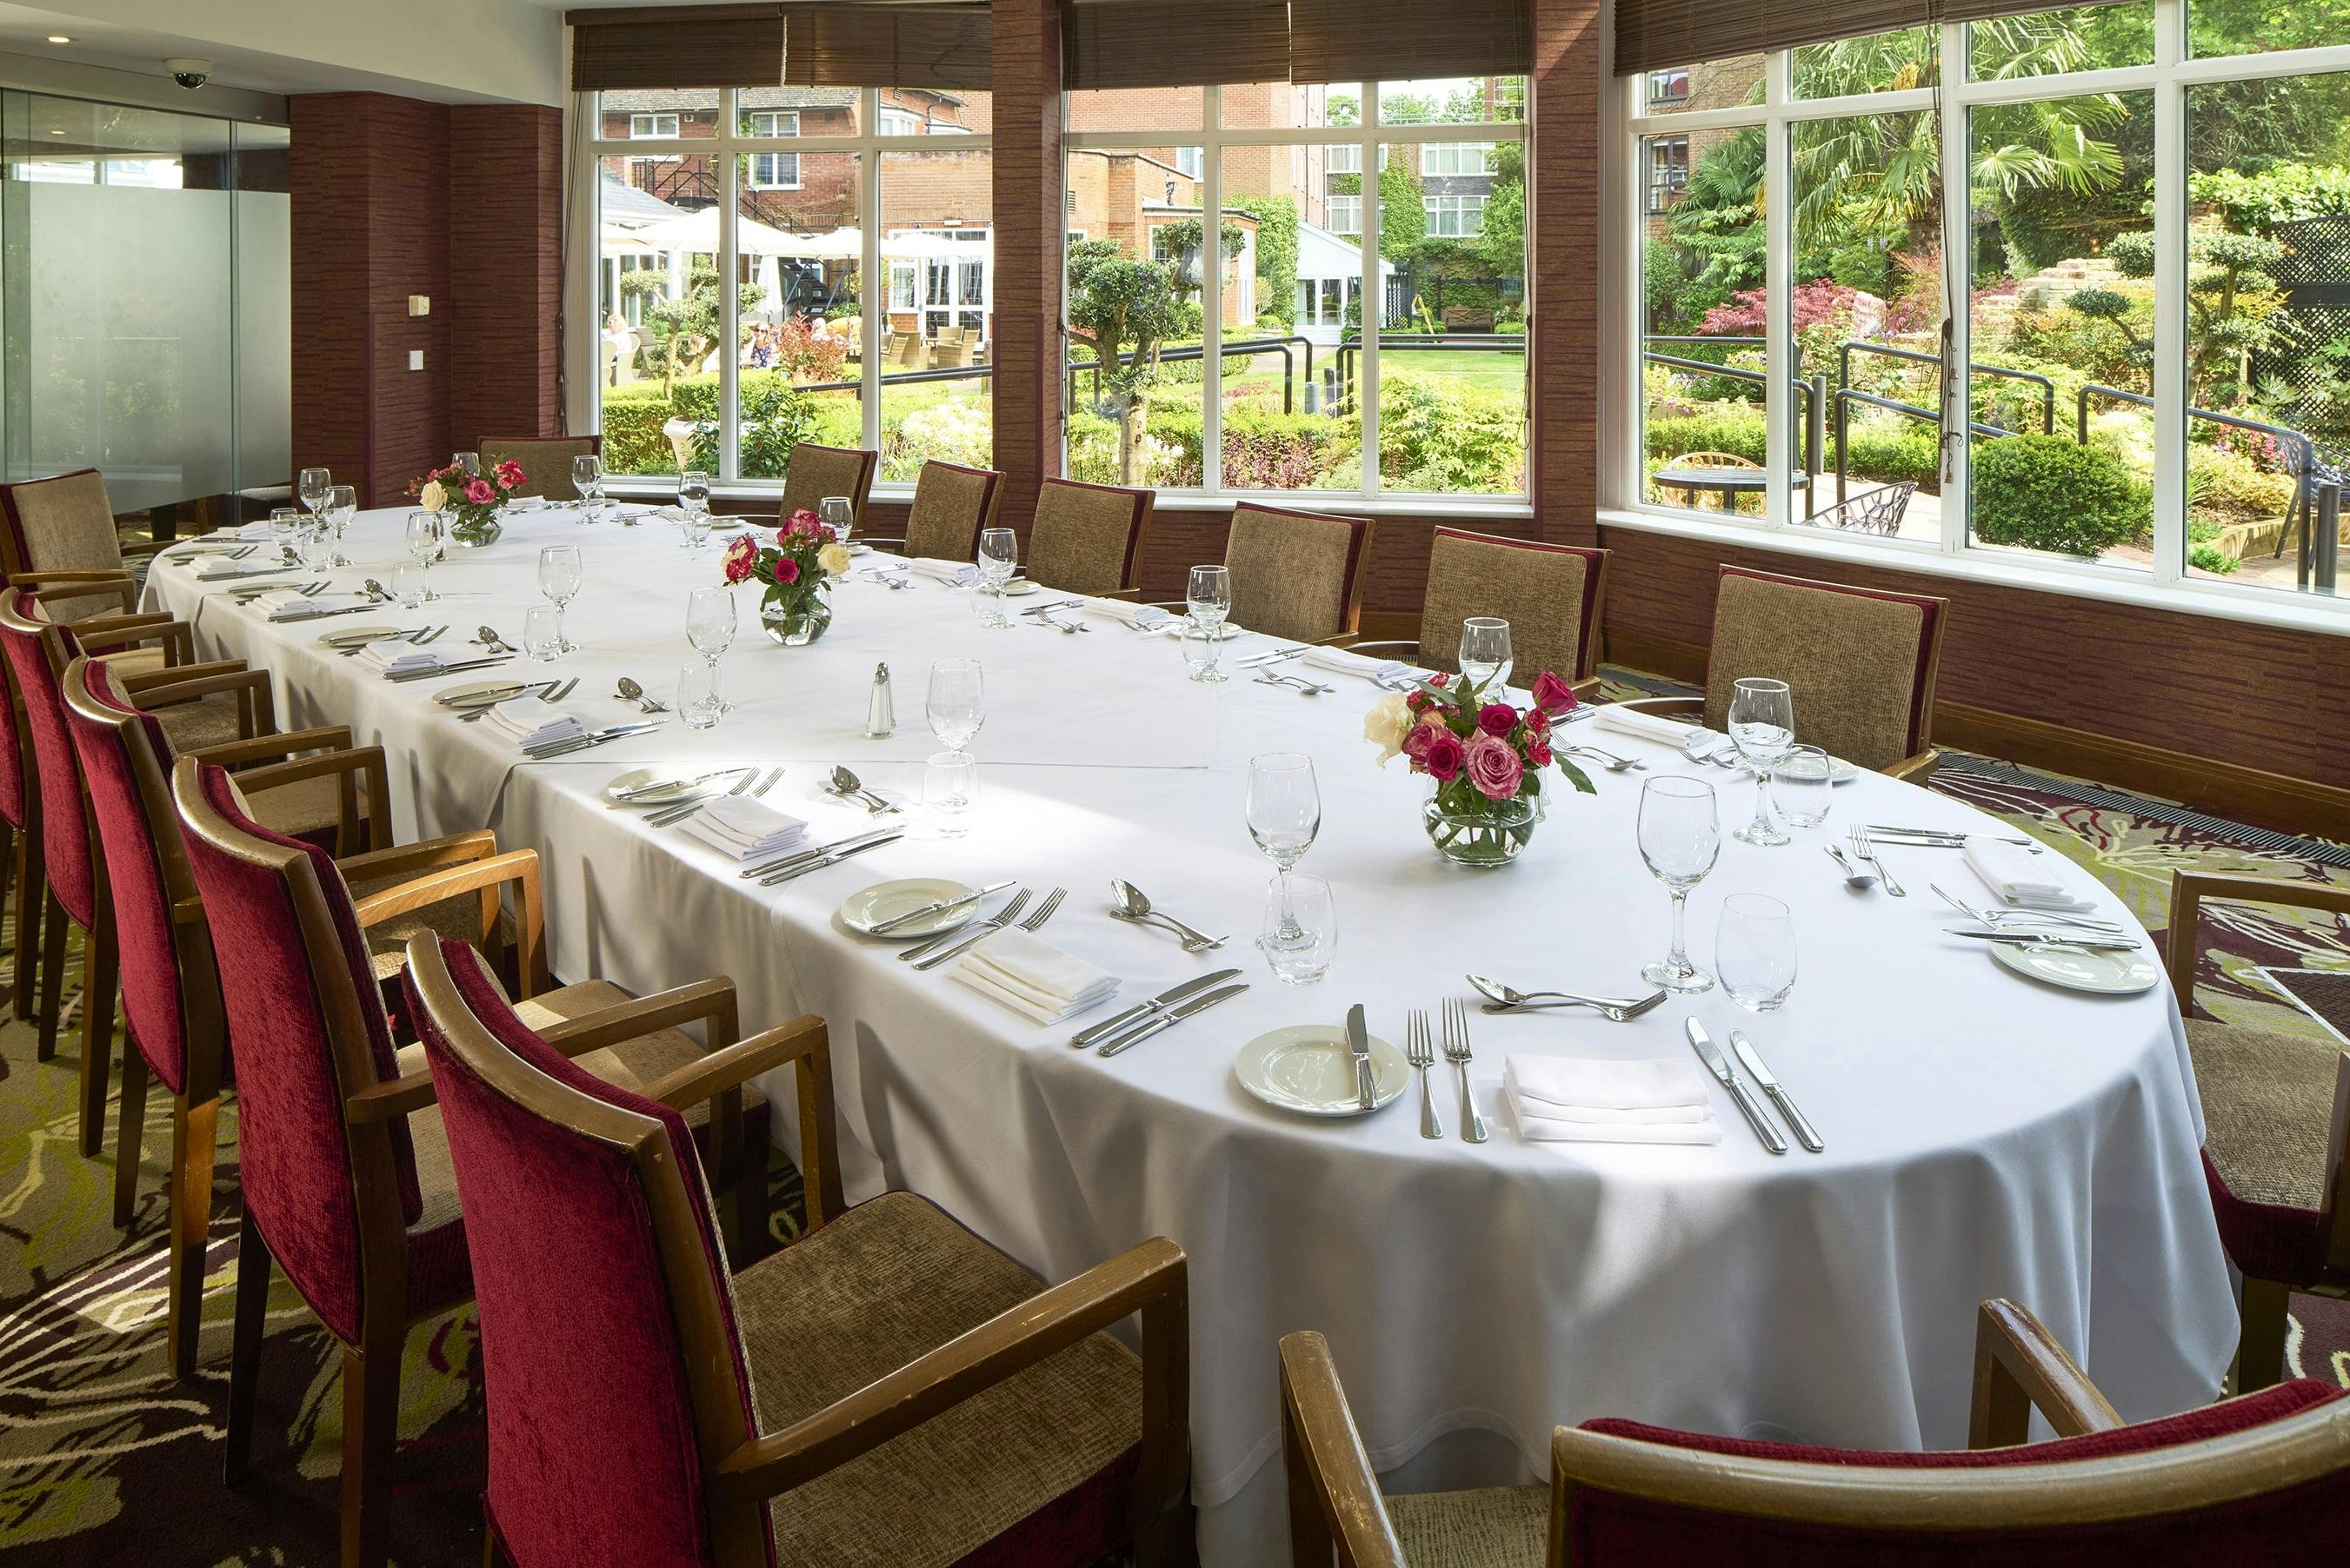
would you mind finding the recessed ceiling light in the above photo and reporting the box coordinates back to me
[46,36,71,44]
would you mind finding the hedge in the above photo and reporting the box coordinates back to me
[1643,409,1942,489]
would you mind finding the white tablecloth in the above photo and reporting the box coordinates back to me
[147,507,2237,1566]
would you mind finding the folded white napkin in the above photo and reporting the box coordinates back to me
[680,795,808,860]
[481,696,587,749]
[951,930,1120,1025]
[1086,601,1173,629]
[1593,705,1701,746]
[903,558,978,585]
[356,642,442,676]
[1964,836,2092,912]
[1297,645,1416,685]
[1504,1056,1722,1145]
[267,594,371,621]
[246,589,310,615]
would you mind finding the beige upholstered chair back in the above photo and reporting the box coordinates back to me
[1028,479,1149,595]
[903,462,1004,561]
[1419,529,1608,682]
[1225,504,1374,644]
[778,443,878,528]
[1702,567,1947,772]
[478,436,601,502]
[0,468,126,624]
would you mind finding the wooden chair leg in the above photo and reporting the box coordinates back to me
[341,1315,408,1568]
[0,817,15,1011]
[2236,1273,2293,1393]
[223,1206,274,1479]
[77,922,119,1157]
[111,1040,149,1228]
[9,828,33,1024]
[34,893,66,1062]
[167,1093,220,1381]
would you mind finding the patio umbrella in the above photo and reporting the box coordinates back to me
[633,204,803,258]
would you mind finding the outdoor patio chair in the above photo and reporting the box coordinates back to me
[1657,448,1761,514]
[1349,528,1608,695]
[1808,481,1916,536]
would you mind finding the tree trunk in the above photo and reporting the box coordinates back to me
[1115,389,1148,487]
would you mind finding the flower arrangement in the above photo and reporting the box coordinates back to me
[723,507,854,644]
[410,458,526,547]
[1364,668,1594,865]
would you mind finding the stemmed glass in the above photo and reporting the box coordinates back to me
[404,509,444,600]
[1637,774,1720,993]
[1459,616,1514,694]
[976,527,1018,628]
[926,658,984,763]
[298,467,331,520]
[323,485,356,566]
[1728,676,1796,847]
[820,495,855,548]
[687,586,736,705]
[1717,894,1797,1012]
[453,451,481,477]
[572,455,604,522]
[1247,752,1321,946]
[1185,564,1232,683]
[536,545,583,654]
[676,469,711,549]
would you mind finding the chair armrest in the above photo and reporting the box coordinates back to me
[211,741,388,854]
[710,1235,1188,1505]
[1881,747,1941,783]
[345,1067,438,1125]
[117,658,246,694]
[25,575,138,617]
[641,1015,827,1112]
[184,724,354,770]
[1967,1299,2123,1448]
[534,976,737,1060]
[10,568,136,588]
[859,535,909,551]
[1098,587,1141,602]
[350,846,548,996]
[118,537,170,560]
[124,665,272,717]
[1278,1331,1408,1568]
[2167,871,2350,1003]
[334,829,501,886]
[1610,695,1702,721]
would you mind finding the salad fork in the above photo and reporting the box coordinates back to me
[649,766,759,828]
[1850,826,1904,897]
[1928,882,2127,934]
[902,888,1029,963]
[1441,998,1488,1144]
[1407,1009,1441,1139]
[915,886,1066,970]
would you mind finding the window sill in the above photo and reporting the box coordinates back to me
[1596,505,2350,640]
[612,479,1535,523]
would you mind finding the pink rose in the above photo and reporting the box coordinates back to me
[1421,729,1466,784]
[1464,733,1524,801]
[1525,733,1554,768]
[495,459,525,486]
[783,508,821,537]
[464,478,496,505]
[773,557,801,586]
[1531,670,1578,714]
[722,536,756,584]
[1477,701,1518,737]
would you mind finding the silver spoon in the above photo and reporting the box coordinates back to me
[476,624,516,654]
[616,676,669,714]
[828,764,899,815]
[1464,974,1668,1021]
[1560,744,1645,774]
[1108,880,1226,951]
[362,578,390,601]
[1825,844,1876,890]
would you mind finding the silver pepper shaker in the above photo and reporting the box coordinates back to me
[865,661,895,739]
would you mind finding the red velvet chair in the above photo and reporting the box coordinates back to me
[1279,1302,2350,1565]
[170,758,782,1568]
[401,932,1198,1568]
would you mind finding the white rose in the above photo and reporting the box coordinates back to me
[418,479,447,512]
[1362,690,1413,766]
[817,542,852,577]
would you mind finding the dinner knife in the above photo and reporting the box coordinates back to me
[759,832,903,886]
[1729,1032,1821,1153]
[1347,1003,1375,1112]
[522,720,666,756]
[1686,1018,1787,1155]
[1096,982,1251,1058]
[1866,825,2039,847]
[1941,927,2139,951]
[871,880,1015,935]
[741,827,898,880]
[386,656,512,683]
[1235,646,1309,668]
[614,767,751,801]
[1071,968,1244,1048]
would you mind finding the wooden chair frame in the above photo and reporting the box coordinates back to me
[1281,1299,2348,1566]
[2166,868,2350,1390]
[1348,531,1612,698]
[407,932,1194,1568]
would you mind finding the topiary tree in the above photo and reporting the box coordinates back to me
[1970,433,2147,555]
[2073,228,2286,405]
[643,257,769,396]
[1066,238,1193,485]
[1228,195,1301,331]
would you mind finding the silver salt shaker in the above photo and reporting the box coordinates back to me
[865,661,895,739]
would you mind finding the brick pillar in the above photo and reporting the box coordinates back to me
[1528,0,1602,548]
[989,0,1065,533]
[448,105,566,448]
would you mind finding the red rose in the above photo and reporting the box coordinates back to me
[783,508,821,538]
[1478,701,1518,737]
[773,557,801,585]
[1421,729,1466,783]
[1525,707,1551,737]
[1526,734,1553,767]
[464,478,496,506]
[1531,670,1578,714]
[722,537,757,583]
[495,460,525,486]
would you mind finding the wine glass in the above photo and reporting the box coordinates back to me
[453,451,481,476]
[323,484,356,566]
[926,658,984,761]
[537,544,583,654]
[819,495,855,548]
[687,586,736,668]
[1247,752,1321,942]
[1185,564,1231,684]
[1637,774,1720,993]
[1728,676,1796,847]
[1717,894,1797,1012]
[572,454,604,522]
[1458,616,1514,695]
[298,466,331,519]
[676,470,712,550]
[976,527,1018,628]
[404,509,444,600]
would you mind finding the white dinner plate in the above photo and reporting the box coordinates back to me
[1235,1025,1409,1118]
[708,515,747,531]
[317,625,403,648]
[602,766,709,807]
[1001,579,1039,597]
[434,681,527,710]
[848,543,874,556]
[838,878,979,940]
[1987,940,2160,995]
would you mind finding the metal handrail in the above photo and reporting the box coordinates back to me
[1068,335,1318,415]
[2078,382,2323,582]
[1830,389,2003,506]
[1840,341,2056,435]
[1641,351,1821,477]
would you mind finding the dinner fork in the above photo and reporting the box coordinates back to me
[1850,826,1904,897]
[1927,882,2127,934]
[915,886,1066,970]
[649,766,758,828]
[902,888,1030,964]
[1441,998,1488,1144]
[1407,1009,1441,1139]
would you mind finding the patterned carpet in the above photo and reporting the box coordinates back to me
[2,686,2347,1563]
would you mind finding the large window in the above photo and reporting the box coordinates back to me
[1063,75,1527,499]
[588,87,990,488]
[1624,3,2350,610]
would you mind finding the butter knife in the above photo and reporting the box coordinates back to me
[870,880,1015,935]
[386,655,511,683]
[1347,1003,1374,1112]
[1730,1032,1821,1153]
[1687,1018,1787,1154]
[1096,982,1250,1057]
[1071,967,1242,1047]
[522,720,665,755]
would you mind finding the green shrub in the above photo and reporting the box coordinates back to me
[1376,369,1523,493]
[2187,444,2297,524]
[1970,434,2147,556]
[602,370,828,479]
[2188,543,2241,575]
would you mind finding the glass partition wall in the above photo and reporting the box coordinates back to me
[0,92,290,533]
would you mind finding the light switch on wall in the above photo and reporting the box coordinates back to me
[409,349,424,371]
[408,295,430,316]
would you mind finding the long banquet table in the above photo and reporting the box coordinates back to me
[147,504,2238,1564]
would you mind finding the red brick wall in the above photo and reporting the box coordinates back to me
[989,0,1062,532]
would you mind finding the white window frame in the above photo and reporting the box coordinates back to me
[1421,141,1494,176]
[878,105,921,136]
[1063,83,1528,503]
[1327,192,1361,235]
[629,111,681,139]
[576,88,992,492]
[1612,10,2350,629]
[1422,193,1485,236]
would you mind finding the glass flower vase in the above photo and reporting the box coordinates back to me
[445,510,503,548]
[761,592,832,646]
[1421,793,1537,867]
